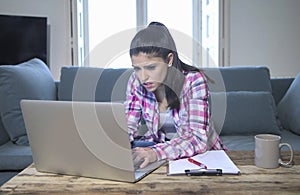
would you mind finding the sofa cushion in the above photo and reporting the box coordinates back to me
[0,142,32,170]
[220,135,255,151]
[211,91,281,135]
[221,129,300,151]
[0,172,18,186]
[277,73,300,135]
[204,66,272,92]
[58,67,133,102]
[0,58,56,145]
[0,118,10,145]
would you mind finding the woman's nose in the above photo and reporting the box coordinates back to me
[140,70,149,82]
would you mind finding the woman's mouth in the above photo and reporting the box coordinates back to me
[143,82,154,89]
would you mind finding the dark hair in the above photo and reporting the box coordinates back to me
[130,22,199,109]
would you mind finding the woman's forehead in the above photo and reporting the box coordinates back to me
[131,53,165,66]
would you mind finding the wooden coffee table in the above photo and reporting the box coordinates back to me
[1,151,299,194]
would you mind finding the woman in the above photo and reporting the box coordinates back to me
[125,22,225,169]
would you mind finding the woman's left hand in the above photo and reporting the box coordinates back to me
[132,147,157,169]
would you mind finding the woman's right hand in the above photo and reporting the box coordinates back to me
[132,147,157,169]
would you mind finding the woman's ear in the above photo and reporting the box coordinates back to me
[167,53,174,66]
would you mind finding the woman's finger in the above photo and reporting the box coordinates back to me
[139,157,149,169]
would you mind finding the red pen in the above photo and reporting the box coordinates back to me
[188,158,207,169]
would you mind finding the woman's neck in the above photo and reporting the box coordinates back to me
[154,85,168,112]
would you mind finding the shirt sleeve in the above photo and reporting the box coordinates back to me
[124,73,142,142]
[152,72,212,160]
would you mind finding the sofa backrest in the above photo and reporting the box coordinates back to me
[203,66,272,92]
[58,66,274,101]
[57,66,285,136]
[58,67,133,102]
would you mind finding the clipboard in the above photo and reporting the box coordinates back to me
[167,150,241,176]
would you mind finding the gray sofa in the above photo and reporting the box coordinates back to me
[0,59,57,185]
[0,58,299,185]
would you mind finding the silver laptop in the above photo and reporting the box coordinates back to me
[21,100,165,182]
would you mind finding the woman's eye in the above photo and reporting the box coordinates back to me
[133,66,140,71]
[147,65,156,70]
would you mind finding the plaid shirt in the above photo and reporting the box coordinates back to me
[125,71,225,161]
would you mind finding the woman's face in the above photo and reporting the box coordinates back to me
[131,52,173,92]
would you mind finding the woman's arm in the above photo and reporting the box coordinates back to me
[152,72,212,160]
[124,73,142,142]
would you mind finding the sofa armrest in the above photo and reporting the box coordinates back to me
[271,78,294,105]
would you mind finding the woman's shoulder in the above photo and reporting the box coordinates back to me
[128,72,140,86]
[181,70,208,97]
[184,70,206,83]
[127,72,147,95]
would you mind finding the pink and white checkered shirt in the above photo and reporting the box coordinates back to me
[125,71,226,161]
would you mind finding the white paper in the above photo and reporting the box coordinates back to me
[168,150,240,175]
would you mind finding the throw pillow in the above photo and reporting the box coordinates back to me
[0,58,56,145]
[210,91,281,135]
[277,73,300,135]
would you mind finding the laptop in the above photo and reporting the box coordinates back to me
[20,100,165,182]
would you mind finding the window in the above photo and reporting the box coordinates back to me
[148,0,193,65]
[202,0,220,67]
[206,15,210,38]
[75,0,221,68]
[86,0,135,68]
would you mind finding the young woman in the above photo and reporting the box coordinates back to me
[125,22,226,168]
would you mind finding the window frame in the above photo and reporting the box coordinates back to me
[72,0,226,68]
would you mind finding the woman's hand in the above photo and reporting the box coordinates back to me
[132,147,157,169]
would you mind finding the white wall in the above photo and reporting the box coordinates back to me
[228,0,300,77]
[1,0,299,78]
[0,0,72,80]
